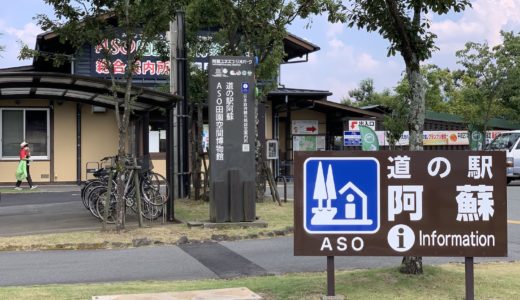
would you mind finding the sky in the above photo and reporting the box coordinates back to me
[1,0,520,102]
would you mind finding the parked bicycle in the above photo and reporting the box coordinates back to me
[81,155,169,224]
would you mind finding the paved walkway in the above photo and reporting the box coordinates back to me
[2,182,293,200]
[0,235,518,287]
[0,190,100,236]
[0,184,81,193]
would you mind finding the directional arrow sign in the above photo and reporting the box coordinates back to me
[292,120,319,135]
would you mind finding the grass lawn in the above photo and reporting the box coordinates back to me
[0,199,293,251]
[0,262,519,299]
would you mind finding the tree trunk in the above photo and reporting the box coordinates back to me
[255,98,267,203]
[401,56,425,274]
[116,140,126,232]
[191,102,203,200]
[114,75,132,232]
[407,59,425,152]
[482,95,496,149]
[256,149,267,202]
[400,256,423,274]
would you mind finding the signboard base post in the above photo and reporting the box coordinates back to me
[322,256,344,299]
[465,257,474,300]
[327,256,335,296]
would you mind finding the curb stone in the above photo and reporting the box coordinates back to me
[0,226,296,251]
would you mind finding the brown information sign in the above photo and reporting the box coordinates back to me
[294,151,507,257]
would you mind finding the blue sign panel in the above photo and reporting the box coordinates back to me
[241,82,250,94]
[304,157,380,234]
[344,131,361,146]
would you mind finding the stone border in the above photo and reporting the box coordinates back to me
[0,226,295,251]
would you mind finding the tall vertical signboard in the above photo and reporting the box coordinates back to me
[209,56,256,222]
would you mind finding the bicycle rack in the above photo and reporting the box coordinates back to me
[85,161,100,181]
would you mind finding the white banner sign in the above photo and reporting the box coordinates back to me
[374,130,506,146]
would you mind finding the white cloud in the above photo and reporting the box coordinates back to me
[473,0,520,45]
[432,20,482,40]
[4,22,42,48]
[307,52,318,64]
[326,22,344,38]
[326,78,357,102]
[327,38,354,60]
[432,0,520,54]
[281,44,402,102]
[0,21,42,68]
[356,53,379,72]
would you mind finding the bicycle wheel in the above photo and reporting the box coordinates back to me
[80,181,91,209]
[126,184,138,213]
[141,172,168,206]
[95,189,117,224]
[127,193,162,221]
[82,180,104,210]
[140,201,163,220]
[88,185,108,219]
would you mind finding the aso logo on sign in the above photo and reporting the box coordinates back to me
[303,157,380,234]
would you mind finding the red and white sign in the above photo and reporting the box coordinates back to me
[292,120,319,135]
[348,120,376,131]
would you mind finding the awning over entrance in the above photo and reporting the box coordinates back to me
[268,87,332,100]
[0,72,181,111]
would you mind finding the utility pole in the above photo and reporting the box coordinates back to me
[170,11,189,201]
[168,15,179,221]
[177,11,189,199]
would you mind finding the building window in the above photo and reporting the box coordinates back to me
[149,122,166,153]
[1,108,49,159]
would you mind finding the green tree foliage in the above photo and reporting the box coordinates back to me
[422,65,456,113]
[21,0,185,231]
[345,67,459,115]
[343,78,403,107]
[453,31,520,131]
[494,31,520,122]
[455,41,501,132]
[384,80,409,149]
[341,78,376,105]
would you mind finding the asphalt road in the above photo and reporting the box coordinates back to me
[0,191,101,236]
[0,183,518,286]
